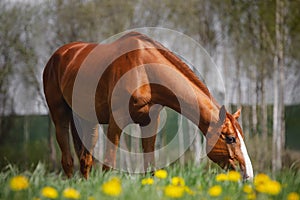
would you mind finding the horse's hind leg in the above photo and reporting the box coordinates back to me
[70,116,83,163]
[46,97,74,178]
[71,117,98,179]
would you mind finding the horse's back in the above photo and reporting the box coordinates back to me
[43,32,170,121]
[43,42,97,106]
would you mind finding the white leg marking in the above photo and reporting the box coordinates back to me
[236,129,254,180]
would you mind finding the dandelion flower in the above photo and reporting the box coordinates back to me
[287,192,300,200]
[216,173,228,182]
[141,177,154,185]
[101,177,122,197]
[63,187,80,199]
[255,179,281,195]
[171,177,185,186]
[254,173,270,186]
[227,171,241,182]
[154,169,168,179]
[216,171,241,182]
[41,186,58,199]
[164,185,185,198]
[254,173,281,195]
[266,180,281,195]
[208,185,222,197]
[9,175,29,191]
[243,184,254,194]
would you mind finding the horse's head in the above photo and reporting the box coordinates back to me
[206,106,253,180]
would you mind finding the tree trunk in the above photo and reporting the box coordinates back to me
[235,57,243,129]
[272,0,285,172]
[261,71,269,170]
[251,69,258,135]
[178,117,185,165]
[191,128,202,165]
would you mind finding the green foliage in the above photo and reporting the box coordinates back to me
[0,115,51,170]
[285,105,300,150]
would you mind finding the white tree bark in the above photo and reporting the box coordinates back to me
[272,0,285,172]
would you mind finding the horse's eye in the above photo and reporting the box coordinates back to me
[225,136,236,144]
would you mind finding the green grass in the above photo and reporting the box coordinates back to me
[1,162,300,200]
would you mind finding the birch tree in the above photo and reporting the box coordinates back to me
[272,0,286,172]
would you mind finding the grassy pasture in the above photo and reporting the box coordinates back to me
[0,105,299,199]
[0,162,299,200]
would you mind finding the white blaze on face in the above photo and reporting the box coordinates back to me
[236,129,254,180]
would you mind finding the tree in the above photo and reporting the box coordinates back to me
[272,0,286,172]
[0,1,39,136]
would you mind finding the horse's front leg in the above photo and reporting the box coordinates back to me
[141,114,159,172]
[102,117,122,171]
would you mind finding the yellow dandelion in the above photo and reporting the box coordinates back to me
[227,171,241,182]
[101,177,122,197]
[255,180,281,195]
[41,186,58,199]
[215,171,241,182]
[243,184,254,194]
[254,173,270,186]
[164,185,185,198]
[154,169,168,179]
[216,173,228,182]
[141,177,154,185]
[287,192,300,200]
[171,177,185,186]
[9,175,29,191]
[266,180,281,195]
[255,183,266,193]
[63,187,80,199]
[208,185,222,197]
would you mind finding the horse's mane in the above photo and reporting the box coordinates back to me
[158,47,212,98]
[117,32,215,101]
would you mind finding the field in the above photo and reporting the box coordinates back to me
[1,162,299,200]
[1,106,300,199]
[1,104,300,170]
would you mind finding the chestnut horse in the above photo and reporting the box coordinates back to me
[43,32,253,179]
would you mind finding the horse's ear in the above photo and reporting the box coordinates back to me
[232,108,241,119]
[218,105,226,125]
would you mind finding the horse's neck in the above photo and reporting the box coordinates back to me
[150,66,220,135]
